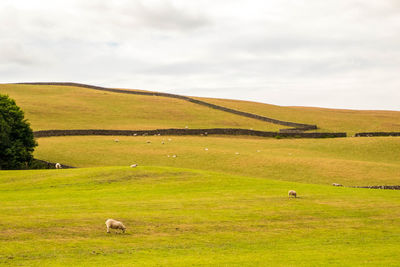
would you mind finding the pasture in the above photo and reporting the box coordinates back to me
[1,82,399,266]
[1,166,400,266]
[0,84,285,131]
[34,135,400,186]
[197,97,400,134]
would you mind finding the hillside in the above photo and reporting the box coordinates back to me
[195,97,400,135]
[0,84,286,132]
[1,82,400,266]
[34,135,400,186]
[1,166,399,266]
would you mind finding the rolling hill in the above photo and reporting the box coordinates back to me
[1,82,399,266]
[0,83,287,132]
[195,97,400,135]
[1,166,399,266]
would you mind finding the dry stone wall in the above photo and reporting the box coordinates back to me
[355,132,400,137]
[34,128,346,138]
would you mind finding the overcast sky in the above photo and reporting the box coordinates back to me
[1,0,399,110]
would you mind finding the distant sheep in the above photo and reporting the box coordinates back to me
[105,219,126,233]
[146,140,151,144]
[332,183,343,187]
[130,164,138,168]
[288,190,297,198]
[114,139,119,142]
[172,155,177,158]
[55,163,62,169]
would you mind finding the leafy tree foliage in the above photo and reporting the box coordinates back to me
[0,94,37,169]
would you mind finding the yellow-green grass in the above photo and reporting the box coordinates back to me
[0,84,284,131]
[1,166,400,266]
[34,136,400,186]
[196,97,400,135]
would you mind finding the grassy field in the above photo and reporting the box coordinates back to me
[1,166,400,266]
[196,97,400,135]
[0,84,285,131]
[34,135,400,186]
[3,83,400,135]
[1,82,400,266]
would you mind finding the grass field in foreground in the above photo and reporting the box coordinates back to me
[0,84,284,131]
[34,136,400,186]
[1,166,400,266]
[196,97,400,134]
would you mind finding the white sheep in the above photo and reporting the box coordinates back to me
[288,190,297,198]
[55,163,62,169]
[105,219,126,233]
[332,183,343,187]
[172,155,177,158]
[130,164,138,168]
[114,139,119,142]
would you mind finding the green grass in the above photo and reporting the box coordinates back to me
[196,97,400,135]
[0,84,284,131]
[34,136,400,186]
[1,166,400,266]
[1,82,400,266]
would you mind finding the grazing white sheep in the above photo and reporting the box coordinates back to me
[114,139,119,142]
[288,190,297,198]
[55,163,62,169]
[172,155,177,158]
[168,138,172,141]
[161,141,165,144]
[133,133,137,136]
[332,183,343,187]
[105,219,126,233]
[130,164,138,168]
[146,140,151,144]
[204,148,209,151]
[235,152,240,155]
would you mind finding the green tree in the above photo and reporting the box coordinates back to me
[0,94,37,169]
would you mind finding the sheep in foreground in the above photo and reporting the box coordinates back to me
[332,183,343,187]
[55,163,62,169]
[105,219,126,233]
[288,190,297,198]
